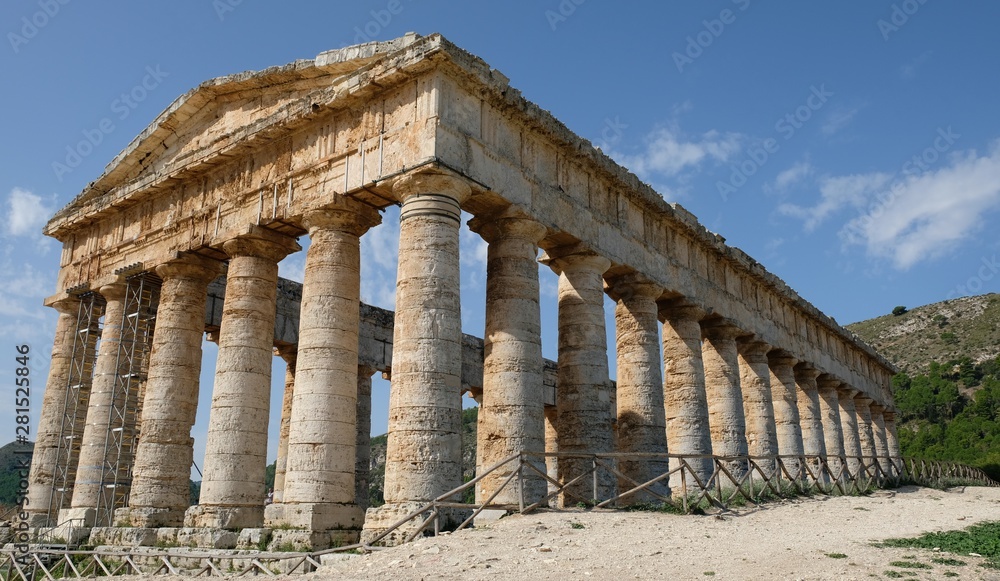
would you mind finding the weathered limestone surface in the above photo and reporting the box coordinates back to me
[356,367,375,510]
[24,296,82,525]
[544,247,614,503]
[701,320,749,479]
[870,404,890,476]
[883,411,902,477]
[737,339,779,475]
[608,274,669,502]
[816,377,846,478]
[795,365,826,481]
[767,352,804,475]
[470,211,548,506]
[188,229,299,529]
[660,304,714,486]
[855,397,877,472]
[123,255,222,528]
[837,387,863,477]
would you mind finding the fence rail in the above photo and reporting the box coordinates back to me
[1,453,994,580]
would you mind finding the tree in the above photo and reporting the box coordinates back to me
[892,305,908,316]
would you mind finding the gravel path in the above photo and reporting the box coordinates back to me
[310,485,1000,580]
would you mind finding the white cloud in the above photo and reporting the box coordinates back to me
[841,143,1000,270]
[5,188,55,237]
[769,160,814,193]
[821,106,861,136]
[360,206,400,310]
[778,171,892,232]
[611,124,744,179]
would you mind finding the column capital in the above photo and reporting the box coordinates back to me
[737,338,771,360]
[302,202,382,237]
[837,385,860,400]
[700,317,743,341]
[869,403,885,415]
[658,300,706,323]
[605,272,662,303]
[539,245,611,276]
[98,280,128,302]
[767,349,798,368]
[467,207,547,244]
[393,171,472,205]
[154,253,224,283]
[222,226,301,262]
[273,344,297,365]
[882,410,897,423]
[794,362,821,383]
[816,374,842,391]
[47,295,82,316]
[854,394,873,407]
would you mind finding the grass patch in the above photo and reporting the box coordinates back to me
[569,522,585,529]
[943,572,959,577]
[931,557,966,566]
[883,572,904,579]
[888,560,932,569]
[877,520,1000,569]
[703,572,715,577]
[825,553,848,559]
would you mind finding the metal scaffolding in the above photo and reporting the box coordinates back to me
[47,292,105,526]
[94,271,161,527]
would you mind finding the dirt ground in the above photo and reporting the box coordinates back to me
[309,485,1000,581]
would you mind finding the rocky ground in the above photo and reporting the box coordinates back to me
[310,485,1000,580]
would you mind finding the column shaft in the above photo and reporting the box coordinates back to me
[610,276,668,503]
[124,256,220,527]
[356,366,374,510]
[854,396,877,477]
[702,321,749,480]
[660,305,713,487]
[470,213,547,506]
[189,230,299,529]
[737,340,779,476]
[870,404,890,477]
[816,377,845,479]
[838,388,863,478]
[795,365,826,482]
[883,412,901,478]
[23,297,81,526]
[272,349,296,504]
[767,353,804,478]
[69,283,127,524]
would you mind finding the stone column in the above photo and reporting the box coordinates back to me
[469,211,548,507]
[608,274,668,503]
[794,364,826,483]
[701,319,749,481]
[187,228,300,529]
[870,404,890,478]
[23,296,81,526]
[854,396,877,478]
[816,376,846,480]
[271,347,296,504]
[767,352,804,479]
[883,411,901,478]
[356,366,375,510]
[544,406,559,500]
[737,339,779,477]
[660,303,713,488]
[67,282,127,526]
[542,247,614,505]
[121,255,221,528]
[837,387,863,478]
[363,173,471,541]
[267,205,378,536]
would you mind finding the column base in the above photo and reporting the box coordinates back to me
[183,505,263,530]
[115,506,186,528]
[57,507,96,528]
[360,502,470,547]
[263,502,364,533]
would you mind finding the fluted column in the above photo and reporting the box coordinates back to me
[816,376,846,479]
[701,319,749,480]
[23,296,82,526]
[362,172,471,544]
[737,339,779,476]
[356,366,375,510]
[543,246,613,504]
[767,352,803,478]
[870,404,890,478]
[837,387,863,478]
[883,411,901,478]
[67,282,127,525]
[608,274,668,503]
[267,205,378,534]
[187,229,300,529]
[271,346,296,504]
[854,396,877,478]
[660,303,713,487]
[121,255,221,528]
[469,211,548,507]
[794,364,826,483]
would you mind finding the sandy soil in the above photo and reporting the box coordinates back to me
[309,485,1000,581]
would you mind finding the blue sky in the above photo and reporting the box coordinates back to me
[3,1,999,472]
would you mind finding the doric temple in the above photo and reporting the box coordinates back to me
[25,33,899,549]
